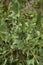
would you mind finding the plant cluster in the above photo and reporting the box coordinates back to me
[0,0,43,65]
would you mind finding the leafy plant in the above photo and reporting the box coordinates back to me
[0,0,43,65]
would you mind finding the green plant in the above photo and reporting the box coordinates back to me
[0,0,43,65]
